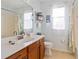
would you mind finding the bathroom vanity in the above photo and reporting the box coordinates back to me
[2,35,45,59]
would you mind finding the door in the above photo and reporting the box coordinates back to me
[40,38,45,59]
[28,41,39,59]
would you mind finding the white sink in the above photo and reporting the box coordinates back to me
[23,35,40,43]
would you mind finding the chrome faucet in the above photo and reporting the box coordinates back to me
[13,31,17,35]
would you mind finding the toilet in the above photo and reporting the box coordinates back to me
[44,41,53,56]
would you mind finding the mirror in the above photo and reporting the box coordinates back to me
[1,0,33,38]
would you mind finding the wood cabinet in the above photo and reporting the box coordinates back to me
[6,48,27,59]
[28,41,39,59]
[6,37,45,59]
[39,38,45,59]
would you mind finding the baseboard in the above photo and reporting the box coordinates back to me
[51,48,72,54]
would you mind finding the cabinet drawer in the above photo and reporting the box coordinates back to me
[28,41,39,52]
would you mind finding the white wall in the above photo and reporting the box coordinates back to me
[25,0,42,34]
[41,1,73,52]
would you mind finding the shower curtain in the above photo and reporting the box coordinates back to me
[68,1,77,53]
[68,25,75,53]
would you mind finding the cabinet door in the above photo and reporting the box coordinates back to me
[16,53,28,59]
[40,38,45,59]
[17,48,28,59]
[6,48,27,59]
[28,41,39,59]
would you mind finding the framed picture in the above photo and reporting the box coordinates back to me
[46,15,51,23]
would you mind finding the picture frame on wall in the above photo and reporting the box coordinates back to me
[46,15,51,23]
[36,12,43,21]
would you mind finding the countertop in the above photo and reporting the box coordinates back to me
[1,35,44,59]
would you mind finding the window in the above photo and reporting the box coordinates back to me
[52,7,65,30]
[24,12,32,29]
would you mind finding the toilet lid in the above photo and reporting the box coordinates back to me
[44,42,53,48]
[44,42,53,46]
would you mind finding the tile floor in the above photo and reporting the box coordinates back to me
[44,50,76,59]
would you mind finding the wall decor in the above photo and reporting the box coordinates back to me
[36,12,43,21]
[46,15,51,23]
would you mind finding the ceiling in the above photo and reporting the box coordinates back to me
[1,0,33,13]
[39,0,74,4]
[1,0,75,13]
[39,0,74,2]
